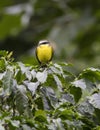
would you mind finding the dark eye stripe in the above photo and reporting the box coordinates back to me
[39,40,50,45]
[40,42,49,45]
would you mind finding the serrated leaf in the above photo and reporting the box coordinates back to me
[35,110,46,119]
[56,62,74,77]
[15,85,29,115]
[59,109,75,120]
[79,67,100,82]
[23,81,39,96]
[36,69,47,83]
[18,62,32,80]
[78,100,94,116]
[40,87,58,110]
[71,78,97,104]
[70,86,82,103]
[25,70,32,81]
[61,93,75,105]
[51,118,65,130]
[53,63,64,76]
[31,69,36,79]
[71,79,86,90]
[63,120,84,129]
[10,120,20,128]
[17,62,26,74]
[53,74,63,92]
[44,73,62,98]
[50,65,62,75]
[2,69,16,95]
[89,93,100,109]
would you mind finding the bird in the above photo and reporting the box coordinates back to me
[36,40,53,65]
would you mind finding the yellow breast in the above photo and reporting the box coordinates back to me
[36,44,53,63]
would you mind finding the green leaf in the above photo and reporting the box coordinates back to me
[60,93,75,105]
[15,69,26,84]
[25,70,32,81]
[53,74,63,92]
[18,62,32,80]
[18,62,27,74]
[77,100,94,116]
[89,93,100,109]
[23,81,39,96]
[40,87,58,110]
[36,69,47,83]
[34,110,47,122]
[34,94,44,110]
[63,120,84,129]
[0,50,8,57]
[53,63,72,77]
[49,118,65,130]
[58,62,69,66]
[70,86,82,103]
[31,69,36,79]
[50,65,62,76]
[15,85,29,115]
[71,78,97,103]
[2,69,15,95]
[71,79,86,90]
[10,120,20,128]
[59,109,75,120]
[35,110,47,119]
[79,67,100,82]
[44,73,63,98]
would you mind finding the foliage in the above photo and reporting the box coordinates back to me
[0,51,100,130]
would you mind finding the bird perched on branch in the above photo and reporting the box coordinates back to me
[36,40,53,65]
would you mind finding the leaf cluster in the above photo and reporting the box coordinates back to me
[0,51,100,130]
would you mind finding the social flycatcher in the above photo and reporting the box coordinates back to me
[36,40,53,64]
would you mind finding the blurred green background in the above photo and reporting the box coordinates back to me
[0,0,100,71]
